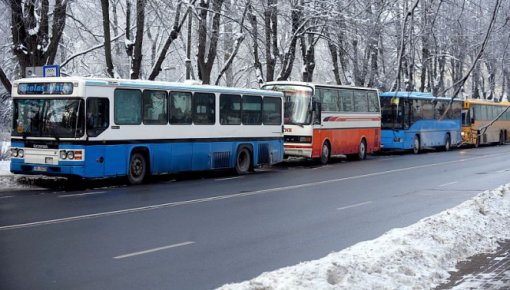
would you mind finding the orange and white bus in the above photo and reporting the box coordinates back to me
[262,82,380,164]
[462,99,510,146]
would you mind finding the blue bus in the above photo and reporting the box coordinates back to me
[380,92,462,153]
[10,77,284,184]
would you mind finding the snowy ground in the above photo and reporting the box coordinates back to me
[218,185,510,290]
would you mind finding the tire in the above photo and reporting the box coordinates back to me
[475,135,480,148]
[499,131,505,145]
[444,134,451,151]
[413,136,421,154]
[357,139,367,160]
[128,152,147,185]
[320,142,330,165]
[235,147,252,175]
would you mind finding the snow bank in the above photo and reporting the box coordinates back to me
[218,185,510,290]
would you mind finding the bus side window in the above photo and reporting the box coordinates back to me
[169,91,192,124]
[368,91,379,112]
[262,97,282,125]
[242,95,262,125]
[114,89,142,125]
[338,89,353,112]
[220,94,241,125]
[193,92,215,125]
[86,98,109,137]
[353,91,369,112]
[143,90,168,125]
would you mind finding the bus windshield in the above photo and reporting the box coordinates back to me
[380,97,403,130]
[13,98,85,138]
[263,84,313,125]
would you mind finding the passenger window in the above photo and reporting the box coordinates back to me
[242,95,262,125]
[143,90,167,125]
[262,97,282,125]
[368,91,380,112]
[169,91,192,124]
[220,94,241,125]
[193,92,215,125]
[114,89,142,125]
[319,89,339,111]
[86,98,109,137]
[338,89,353,112]
[354,91,369,112]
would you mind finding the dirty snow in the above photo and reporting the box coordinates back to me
[218,185,510,290]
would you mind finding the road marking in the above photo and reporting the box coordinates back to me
[0,195,14,199]
[215,176,244,181]
[439,181,458,187]
[58,191,107,198]
[337,201,372,211]
[113,241,195,259]
[0,153,503,231]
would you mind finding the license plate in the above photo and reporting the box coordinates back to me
[33,166,47,172]
[45,157,53,164]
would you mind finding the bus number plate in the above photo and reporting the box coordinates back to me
[34,166,47,172]
[45,157,53,164]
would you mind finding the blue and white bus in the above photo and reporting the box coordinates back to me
[10,77,284,184]
[380,92,462,153]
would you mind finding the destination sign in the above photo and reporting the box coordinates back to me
[18,82,73,95]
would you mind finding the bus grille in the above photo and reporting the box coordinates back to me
[258,144,270,164]
[213,152,231,169]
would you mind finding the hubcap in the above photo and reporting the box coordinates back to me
[132,159,143,177]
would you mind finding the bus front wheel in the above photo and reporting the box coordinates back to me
[128,152,147,185]
[413,136,421,154]
[235,147,252,175]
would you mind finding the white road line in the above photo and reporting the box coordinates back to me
[0,153,502,231]
[215,176,244,181]
[337,201,372,211]
[113,241,195,259]
[0,195,14,199]
[58,191,107,198]
[438,181,458,187]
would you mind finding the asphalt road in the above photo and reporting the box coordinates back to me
[1,145,510,290]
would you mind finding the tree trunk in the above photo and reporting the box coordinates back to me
[248,4,264,85]
[101,0,115,77]
[197,0,225,84]
[264,0,278,82]
[130,0,146,79]
[277,0,303,81]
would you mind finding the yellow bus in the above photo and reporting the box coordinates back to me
[462,99,510,146]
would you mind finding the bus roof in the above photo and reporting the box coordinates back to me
[379,91,461,102]
[262,81,378,92]
[13,77,284,98]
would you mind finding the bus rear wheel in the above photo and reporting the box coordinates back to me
[413,136,421,154]
[235,147,252,175]
[128,152,147,185]
[358,139,367,160]
[320,142,330,165]
[443,134,451,151]
[499,131,505,145]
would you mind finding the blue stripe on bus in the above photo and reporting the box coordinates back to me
[10,140,284,178]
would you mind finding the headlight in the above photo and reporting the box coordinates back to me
[461,132,465,136]
[11,148,18,157]
[18,149,24,158]
[67,151,75,160]
[60,150,67,160]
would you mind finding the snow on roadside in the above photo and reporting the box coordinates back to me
[218,185,510,290]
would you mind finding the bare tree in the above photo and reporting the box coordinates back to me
[10,0,68,77]
[197,0,225,84]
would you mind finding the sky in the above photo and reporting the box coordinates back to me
[1,155,509,289]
